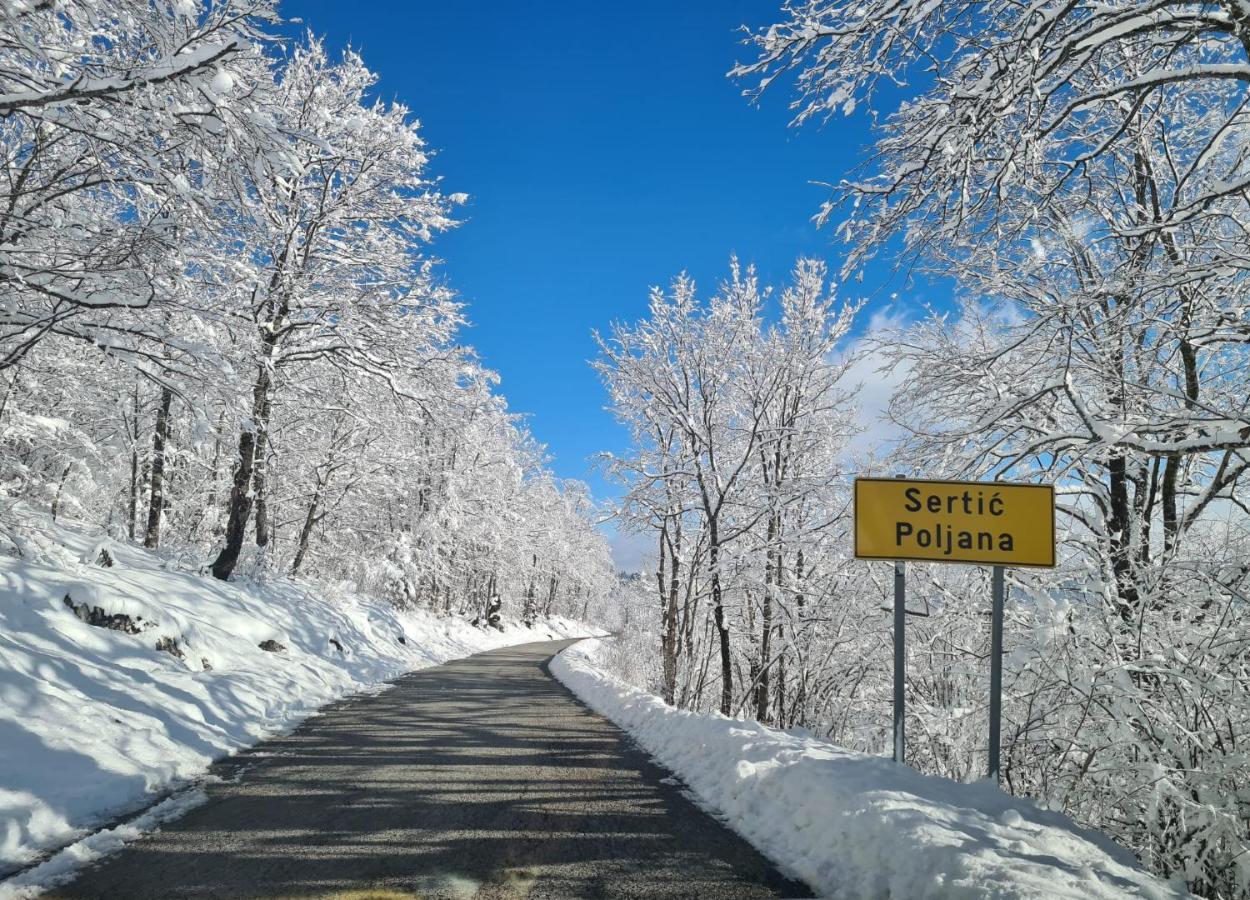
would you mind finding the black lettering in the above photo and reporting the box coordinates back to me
[927,494,942,513]
[999,533,1014,551]
[958,531,972,550]
[962,491,973,514]
[989,493,1004,516]
[896,522,913,546]
[904,487,922,512]
[977,531,992,550]
[917,528,931,548]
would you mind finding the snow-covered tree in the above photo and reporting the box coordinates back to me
[202,38,462,580]
[0,10,612,644]
[737,3,1250,893]
[597,258,860,717]
[0,0,276,369]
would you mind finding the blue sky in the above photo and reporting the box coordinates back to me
[281,1,923,506]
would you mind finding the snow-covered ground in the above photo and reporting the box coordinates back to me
[552,639,1190,900]
[0,512,589,886]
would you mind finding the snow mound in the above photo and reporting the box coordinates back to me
[0,788,209,900]
[0,512,588,885]
[551,639,1189,900]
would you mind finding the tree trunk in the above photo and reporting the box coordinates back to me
[210,362,270,580]
[253,396,272,549]
[0,372,14,422]
[756,514,778,722]
[544,574,559,617]
[523,561,537,624]
[665,535,681,700]
[485,572,497,615]
[290,482,323,576]
[658,520,680,706]
[709,528,733,716]
[205,411,223,526]
[791,548,806,727]
[776,640,787,729]
[1106,452,1140,622]
[143,387,173,549]
[50,463,71,522]
[127,382,140,541]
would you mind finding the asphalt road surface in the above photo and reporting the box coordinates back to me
[52,639,812,899]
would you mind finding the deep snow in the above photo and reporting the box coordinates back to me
[551,639,1190,900]
[0,511,589,891]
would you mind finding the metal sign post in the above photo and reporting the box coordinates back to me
[988,566,1005,783]
[853,476,1054,782]
[893,556,906,765]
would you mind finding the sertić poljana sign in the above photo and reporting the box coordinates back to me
[854,477,1055,567]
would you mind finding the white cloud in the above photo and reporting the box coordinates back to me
[837,307,912,461]
[607,526,653,574]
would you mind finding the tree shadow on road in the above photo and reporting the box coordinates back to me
[49,641,812,899]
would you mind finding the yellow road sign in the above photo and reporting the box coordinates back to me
[854,477,1055,567]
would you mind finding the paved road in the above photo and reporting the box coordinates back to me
[52,639,811,899]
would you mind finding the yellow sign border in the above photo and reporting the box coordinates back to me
[853,476,1056,568]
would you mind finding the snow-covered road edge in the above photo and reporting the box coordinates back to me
[0,786,210,899]
[1,620,596,900]
[0,512,601,897]
[0,623,597,900]
[551,639,1189,900]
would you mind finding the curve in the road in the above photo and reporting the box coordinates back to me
[50,638,812,899]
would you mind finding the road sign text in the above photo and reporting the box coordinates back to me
[854,477,1055,567]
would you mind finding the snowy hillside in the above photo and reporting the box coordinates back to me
[0,512,589,880]
[552,639,1189,900]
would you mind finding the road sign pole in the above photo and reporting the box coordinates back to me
[853,475,1051,774]
[893,556,906,765]
[988,565,1005,783]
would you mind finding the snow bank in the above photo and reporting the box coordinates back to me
[0,788,210,899]
[551,640,1188,900]
[0,512,589,883]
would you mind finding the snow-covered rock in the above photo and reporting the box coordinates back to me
[552,639,1189,900]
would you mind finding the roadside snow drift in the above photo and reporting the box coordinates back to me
[0,513,587,881]
[552,640,1188,900]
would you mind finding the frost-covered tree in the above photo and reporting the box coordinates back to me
[0,10,611,640]
[597,258,859,718]
[737,3,1250,894]
[202,38,462,580]
[0,0,276,369]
